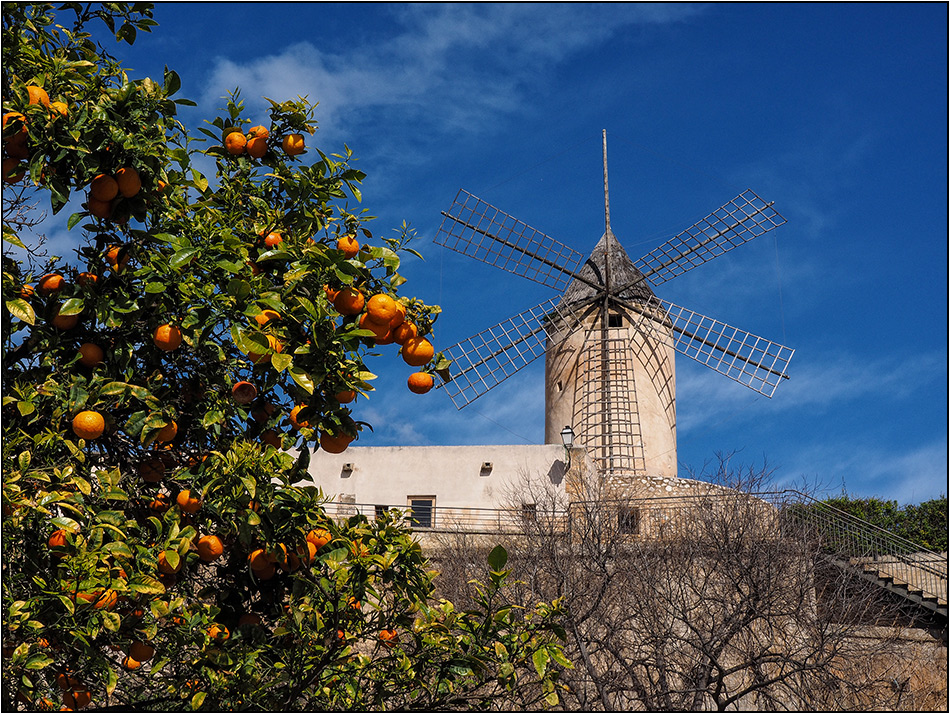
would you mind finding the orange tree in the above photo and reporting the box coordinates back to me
[2,4,569,711]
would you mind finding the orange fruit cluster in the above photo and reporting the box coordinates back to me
[87,167,141,219]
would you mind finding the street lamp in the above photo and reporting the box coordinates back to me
[560,425,575,470]
[560,425,575,448]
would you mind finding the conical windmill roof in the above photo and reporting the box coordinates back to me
[559,229,654,311]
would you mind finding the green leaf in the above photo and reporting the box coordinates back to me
[105,665,118,696]
[57,297,85,316]
[24,653,54,670]
[101,610,121,632]
[2,225,26,249]
[271,352,292,373]
[289,366,315,394]
[144,282,165,293]
[191,691,206,709]
[532,648,549,678]
[487,544,508,572]
[164,68,182,96]
[129,575,166,595]
[66,212,85,231]
[169,248,198,269]
[5,299,35,325]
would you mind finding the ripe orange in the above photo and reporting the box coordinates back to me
[335,390,356,404]
[238,613,263,628]
[26,85,50,107]
[379,628,399,648]
[76,272,98,287]
[87,195,113,219]
[3,110,27,136]
[51,309,80,330]
[297,540,318,564]
[77,343,104,368]
[18,284,34,299]
[248,125,269,140]
[282,133,305,155]
[320,431,353,454]
[207,624,229,641]
[365,294,398,324]
[401,336,434,367]
[231,380,258,404]
[72,411,105,440]
[261,429,282,449]
[306,528,332,549]
[288,405,309,430]
[106,245,128,272]
[333,287,364,315]
[247,334,283,364]
[359,312,391,342]
[149,493,171,512]
[392,321,418,345]
[253,309,280,326]
[90,174,119,202]
[251,402,276,423]
[324,284,340,302]
[114,167,141,198]
[196,535,224,562]
[122,656,142,671]
[246,134,268,158]
[390,301,406,329]
[37,273,66,295]
[176,489,201,513]
[138,457,165,483]
[157,551,181,574]
[128,640,155,662]
[252,562,276,580]
[2,158,25,183]
[154,420,178,444]
[48,529,69,548]
[50,101,68,117]
[407,372,434,394]
[336,234,359,258]
[224,130,246,155]
[263,231,282,248]
[248,548,270,571]
[153,323,182,351]
[83,589,117,610]
[63,688,91,709]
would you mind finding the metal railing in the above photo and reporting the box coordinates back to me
[768,491,947,611]
[322,491,947,612]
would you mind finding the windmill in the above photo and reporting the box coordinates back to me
[433,132,794,482]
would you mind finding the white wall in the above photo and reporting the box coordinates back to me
[304,444,569,512]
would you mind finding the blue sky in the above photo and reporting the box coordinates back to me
[31,3,948,504]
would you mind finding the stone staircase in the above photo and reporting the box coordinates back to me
[775,492,948,620]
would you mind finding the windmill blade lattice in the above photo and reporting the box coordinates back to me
[435,189,591,292]
[617,296,794,398]
[628,190,786,288]
[437,297,593,409]
[572,332,648,476]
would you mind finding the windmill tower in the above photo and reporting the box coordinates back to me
[433,131,794,486]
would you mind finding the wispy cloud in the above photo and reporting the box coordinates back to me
[677,347,945,435]
[197,4,705,147]
[775,438,947,504]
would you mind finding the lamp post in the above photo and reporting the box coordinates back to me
[560,425,575,470]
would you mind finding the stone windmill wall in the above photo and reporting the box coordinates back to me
[544,229,677,481]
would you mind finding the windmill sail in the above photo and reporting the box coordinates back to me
[616,296,794,398]
[626,190,786,289]
[434,189,592,292]
[437,297,593,409]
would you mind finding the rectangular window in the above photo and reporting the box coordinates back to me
[608,312,623,328]
[618,506,641,535]
[522,502,537,520]
[374,505,389,520]
[408,497,435,529]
